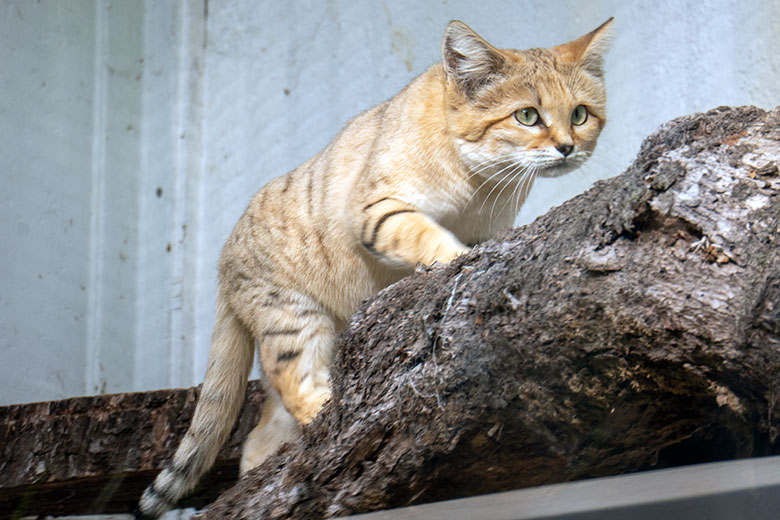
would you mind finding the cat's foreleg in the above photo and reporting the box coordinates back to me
[358,197,469,267]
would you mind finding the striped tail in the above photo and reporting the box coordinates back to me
[137,293,254,518]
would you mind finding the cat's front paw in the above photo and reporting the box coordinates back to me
[431,237,469,264]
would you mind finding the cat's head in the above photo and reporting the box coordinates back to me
[442,18,613,180]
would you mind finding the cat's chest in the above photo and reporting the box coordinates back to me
[436,196,514,246]
[404,179,515,244]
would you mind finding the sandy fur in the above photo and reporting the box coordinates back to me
[137,18,613,518]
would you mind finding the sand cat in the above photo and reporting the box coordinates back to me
[137,18,613,518]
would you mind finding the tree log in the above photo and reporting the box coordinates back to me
[199,106,780,519]
[1,106,778,519]
[0,381,265,518]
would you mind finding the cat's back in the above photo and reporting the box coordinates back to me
[227,63,443,250]
[219,99,402,319]
[251,98,392,218]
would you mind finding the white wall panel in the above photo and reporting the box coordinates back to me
[1,0,206,404]
[133,0,207,399]
[1,1,96,404]
[86,0,145,397]
[1,0,778,405]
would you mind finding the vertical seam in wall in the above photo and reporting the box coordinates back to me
[190,0,208,386]
[170,0,208,387]
[134,0,147,390]
[135,0,153,390]
[169,0,189,388]
[86,0,108,396]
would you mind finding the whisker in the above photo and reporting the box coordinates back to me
[460,147,613,222]
[479,163,528,221]
[508,167,536,218]
[466,152,517,173]
[514,166,538,217]
[478,162,527,215]
[467,160,524,210]
[462,155,521,204]
[473,167,516,213]
[503,167,536,220]
[522,166,538,204]
[465,153,521,181]
[576,155,624,179]
[489,164,529,221]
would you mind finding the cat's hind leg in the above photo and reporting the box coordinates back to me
[255,298,335,425]
[239,382,300,474]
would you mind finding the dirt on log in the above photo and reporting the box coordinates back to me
[200,106,780,519]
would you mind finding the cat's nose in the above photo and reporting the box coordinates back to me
[556,144,574,157]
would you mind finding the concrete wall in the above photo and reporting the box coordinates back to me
[2,0,779,405]
[1,0,205,404]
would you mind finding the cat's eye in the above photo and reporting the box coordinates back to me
[515,107,539,126]
[571,105,588,126]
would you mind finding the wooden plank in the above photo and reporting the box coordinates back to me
[0,380,265,518]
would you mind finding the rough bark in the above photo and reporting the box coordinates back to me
[1,106,778,519]
[0,381,265,518]
[200,106,780,519]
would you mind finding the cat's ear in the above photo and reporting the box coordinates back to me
[442,21,506,98]
[554,17,614,78]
